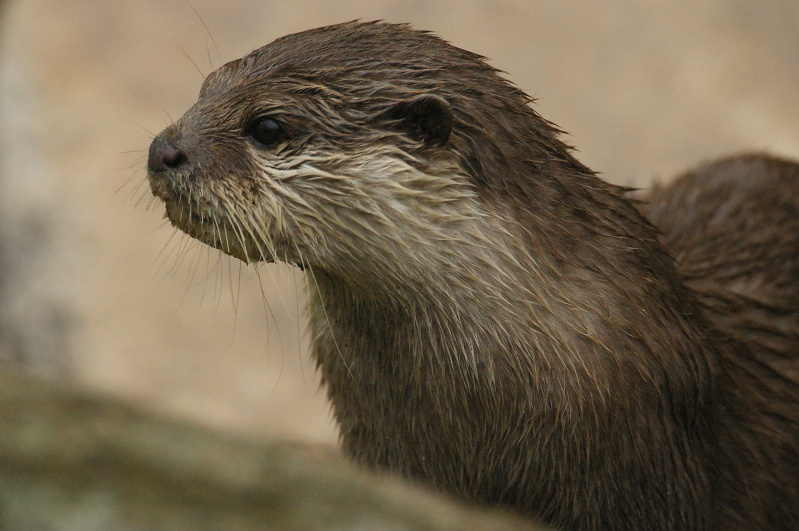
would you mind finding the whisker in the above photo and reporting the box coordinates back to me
[178,45,206,80]
[184,0,221,66]
[255,267,287,397]
[223,255,243,340]
[132,121,157,138]
[306,261,353,379]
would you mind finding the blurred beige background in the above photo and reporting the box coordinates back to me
[1,1,797,446]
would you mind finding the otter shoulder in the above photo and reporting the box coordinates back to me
[645,153,799,379]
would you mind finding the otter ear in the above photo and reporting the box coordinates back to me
[384,94,453,147]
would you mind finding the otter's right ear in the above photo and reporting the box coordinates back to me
[383,94,453,147]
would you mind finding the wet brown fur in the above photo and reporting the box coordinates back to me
[146,22,799,530]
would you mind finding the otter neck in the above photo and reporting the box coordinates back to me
[305,170,716,528]
[306,166,716,398]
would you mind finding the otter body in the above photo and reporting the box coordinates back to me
[146,22,799,530]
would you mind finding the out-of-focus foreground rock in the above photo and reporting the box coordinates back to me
[0,366,543,530]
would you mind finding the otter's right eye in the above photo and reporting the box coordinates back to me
[247,117,283,147]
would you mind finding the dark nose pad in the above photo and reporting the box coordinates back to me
[147,136,189,173]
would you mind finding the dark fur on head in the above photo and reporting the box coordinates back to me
[147,22,799,530]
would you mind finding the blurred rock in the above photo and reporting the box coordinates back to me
[0,365,544,530]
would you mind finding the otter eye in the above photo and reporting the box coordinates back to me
[247,117,283,147]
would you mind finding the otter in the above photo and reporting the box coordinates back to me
[145,22,799,530]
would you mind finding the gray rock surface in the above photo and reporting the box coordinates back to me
[0,365,542,530]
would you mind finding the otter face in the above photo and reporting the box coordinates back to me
[146,21,573,289]
[146,22,502,282]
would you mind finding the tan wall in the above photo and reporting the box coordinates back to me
[2,0,797,446]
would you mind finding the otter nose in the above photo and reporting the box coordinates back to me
[148,136,188,173]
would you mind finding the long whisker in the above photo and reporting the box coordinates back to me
[305,261,353,379]
[255,266,287,396]
[183,0,221,66]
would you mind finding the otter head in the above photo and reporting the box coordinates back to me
[147,21,582,290]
